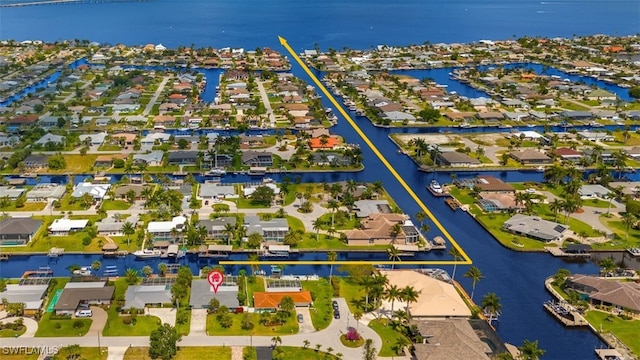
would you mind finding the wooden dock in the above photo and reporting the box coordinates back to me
[594,348,624,360]
[543,302,587,327]
[445,198,460,210]
[545,247,591,258]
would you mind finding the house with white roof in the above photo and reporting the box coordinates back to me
[147,215,187,241]
[48,218,89,236]
[79,132,107,146]
[35,133,65,146]
[71,182,111,200]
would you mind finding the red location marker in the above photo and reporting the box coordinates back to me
[207,270,224,294]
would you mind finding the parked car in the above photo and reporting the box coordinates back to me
[297,313,303,323]
[333,310,340,319]
[332,300,339,310]
[75,309,92,318]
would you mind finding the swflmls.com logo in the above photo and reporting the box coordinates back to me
[2,346,60,355]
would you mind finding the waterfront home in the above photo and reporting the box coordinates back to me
[344,213,410,246]
[241,151,273,167]
[94,153,128,167]
[475,111,504,122]
[133,150,164,166]
[167,151,198,165]
[5,114,38,131]
[435,151,481,167]
[586,89,616,101]
[54,281,115,316]
[111,132,137,146]
[353,200,391,218]
[309,136,339,150]
[474,176,515,194]
[39,116,61,129]
[443,112,477,122]
[48,218,89,236]
[379,270,472,318]
[253,290,313,312]
[551,147,583,162]
[153,115,177,127]
[509,149,552,165]
[147,215,187,241]
[141,132,172,146]
[23,154,49,169]
[562,111,593,121]
[310,152,352,167]
[26,183,65,202]
[124,282,174,310]
[158,103,180,114]
[198,183,236,200]
[1,282,49,316]
[0,132,19,147]
[97,215,139,236]
[190,278,240,309]
[565,275,640,315]
[243,183,280,198]
[198,217,237,240]
[578,184,612,200]
[71,182,111,200]
[0,217,42,245]
[244,215,288,242]
[412,319,493,360]
[0,186,26,200]
[502,214,568,242]
[576,130,614,142]
[113,185,152,200]
[383,111,416,122]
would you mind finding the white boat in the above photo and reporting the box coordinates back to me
[536,166,545,172]
[133,249,163,259]
[208,168,227,176]
[72,267,92,276]
[428,180,443,194]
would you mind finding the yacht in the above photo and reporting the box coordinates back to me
[428,180,443,194]
[133,249,163,259]
[208,168,227,176]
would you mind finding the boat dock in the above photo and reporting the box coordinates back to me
[626,247,640,257]
[47,247,64,258]
[545,246,591,258]
[594,348,624,360]
[0,251,8,261]
[260,244,299,258]
[198,244,233,258]
[430,236,447,250]
[543,300,587,327]
[445,198,461,210]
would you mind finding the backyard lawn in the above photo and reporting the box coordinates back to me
[174,347,232,360]
[585,310,640,356]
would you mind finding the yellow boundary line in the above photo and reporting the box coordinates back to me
[221,36,472,266]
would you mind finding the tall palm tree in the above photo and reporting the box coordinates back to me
[222,223,236,245]
[415,211,427,227]
[481,292,502,324]
[387,245,401,270]
[463,266,484,301]
[401,286,420,318]
[389,223,403,244]
[122,221,135,247]
[327,251,337,282]
[549,199,562,223]
[621,212,636,241]
[518,339,546,360]
[448,246,463,280]
[312,218,323,241]
[327,198,339,228]
[384,284,402,314]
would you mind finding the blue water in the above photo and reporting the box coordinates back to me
[1,0,638,357]
[0,0,637,50]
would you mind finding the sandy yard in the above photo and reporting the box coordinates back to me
[394,134,462,145]
[467,133,507,145]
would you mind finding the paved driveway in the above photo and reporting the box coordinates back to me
[296,307,314,334]
[146,307,176,327]
[86,306,108,337]
[0,316,38,337]
[106,346,128,360]
[190,309,208,336]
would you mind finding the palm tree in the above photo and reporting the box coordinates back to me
[481,292,502,324]
[311,218,323,241]
[621,212,636,241]
[448,246,463,280]
[518,339,546,360]
[327,198,339,228]
[415,211,427,227]
[387,245,401,270]
[393,336,411,356]
[271,336,282,349]
[549,199,563,223]
[122,221,135,247]
[463,266,484,301]
[327,251,337,282]
[384,284,402,315]
[389,223,403,244]
[222,223,236,245]
[401,286,420,317]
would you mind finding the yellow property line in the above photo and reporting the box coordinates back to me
[223,36,472,267]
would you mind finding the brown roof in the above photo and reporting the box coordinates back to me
[475,176,514,192]
[413,319,491,360]
[8,115,38,124]
[54,284,115,311]
[345,213,407,241]
[253,291,312,309]
[444,112,476,120]
[281,103,309,111]
[553,147,583,157]
[568,275,640,312]
[111,133,137,143]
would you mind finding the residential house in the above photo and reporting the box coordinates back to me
[190,278,240,309]
[54,282,115,316]
[0,186,26,199]
[1,282,49,315]
[113,185,152,201]
[353,200,392,218]
[199,217,237,240]
[577,131,614,142]
[79,132,107,146]
[241,151,273,167]
[111,133,137,146]
[23,154,49,168]
[253,291,313,311]
[0,132,19,147]
[26,183,65,202]
[167,151,199,165]
[578,184,612,199]
[124,283,174,310]
[562,111,592,121]
[94,153,128,167]
[0,217,42,245]
[140,132,172,145]
[6,114,38,130]
[412,320,493,360]
[565,275,640,314]
[34,133,65,146]
[97,215,139,236]
[198,183,236,200]
[509,149,552,164]
[344,213,409,246]
[309,136,339,150]
[168,94,187,105]
[71,182,111,200]
[147,215,187,241]
[502,214,568,242]
[133,151,164,166]
[552,147,584,162]
[153,115,176,127]
[435,151,481,167]
[244,215,288,242]
[48,218,89,236]
[310,152,352,166]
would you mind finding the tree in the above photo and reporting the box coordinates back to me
[279,296,295,313]
[518,339,546,360]
[327,198,340,228]
[250,186,275,206]
[312,218,323,241]
[481,292,502,323]
[47,154,67,170]
[247,232,263,249]
[464,266,484,301]
[384,284,402,314]
[387,245,401,269]
[149,323,182,360]
[177,138,189,149]
[401,286,420,317]
[122,221,135,247]
[271,336,282,348]
[142,265,153,278]
[621,212,636,241]
[629,85,640,99]
[362,338,377,360]
[389,223,403,244]
[448,246,463,280]
[125,268,140,285]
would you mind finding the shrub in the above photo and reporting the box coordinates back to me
[82,236,92,246]
[73,320,84,329]
[346,327,361,341]
[217,313,233,328]
[123,316,132,325]
[330,277,341,296]
[55,323,62,329]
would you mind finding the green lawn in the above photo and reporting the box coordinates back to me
[35,312,93,337]
[368,319,412,357]
[0,325,26,337]
[595,216,640,250]
[19,230,104,253]
[273,346,339,360]
[57,193,90,211]
[243,347,257,360]
[101,200,132,211]
[297,234,388,251]
[206,312,298,336]
[317,212,360,230]
[585,310,640,356]
[0,201,46,212]
[246,276,266,307]
[339,278,365,314]
[287,215,305,232]
[58,154,98,173]
[102,279,162,336]
[56,347,107,360]
[302,279,333,330]
[175,347,232,360]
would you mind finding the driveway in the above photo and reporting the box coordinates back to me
[106,346,128,360]
[190,309,208,336]
[85,306,108,337]
[296,307,314,334]
[146,307,176,327]
[0,316,38,337]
